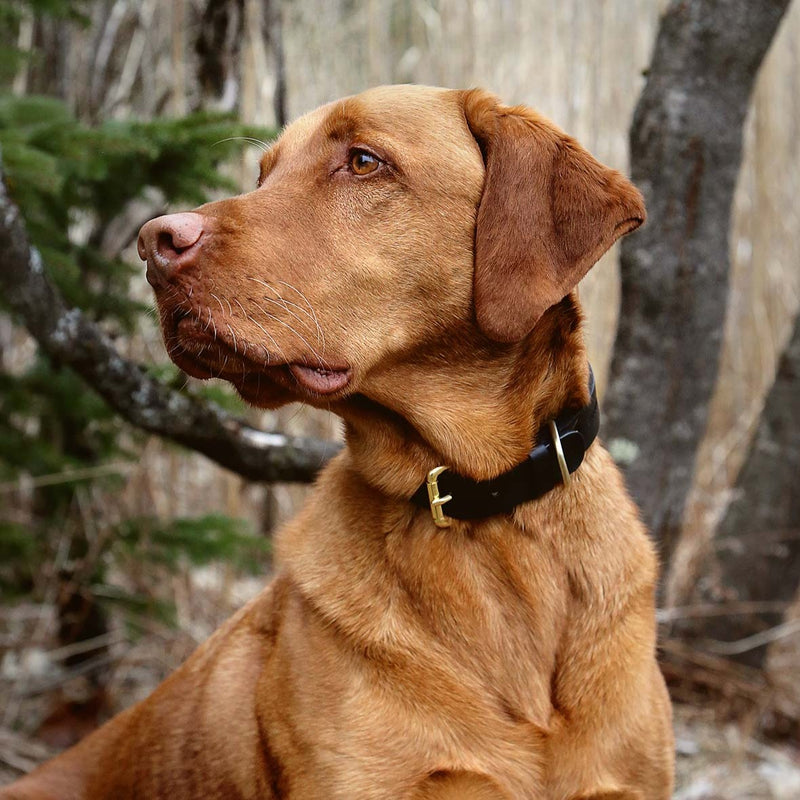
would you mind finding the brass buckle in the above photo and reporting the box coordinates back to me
[548,420,571,487]
[426,466,453,528]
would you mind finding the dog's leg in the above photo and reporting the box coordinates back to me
[411,771,509,799]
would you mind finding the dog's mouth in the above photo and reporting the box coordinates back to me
[164,309,352,398]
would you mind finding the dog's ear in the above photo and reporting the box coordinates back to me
[461,89,645,343]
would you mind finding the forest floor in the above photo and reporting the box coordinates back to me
[1,599,799,796]
[672,705,800,799]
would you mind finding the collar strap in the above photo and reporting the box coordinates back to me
[410,367,599,527]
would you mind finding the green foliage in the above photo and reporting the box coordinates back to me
[0,0,90,22]
[0,522,37,599]
[92,584,179,633]
[51,514,268,631]
[0,94,257,322]
[0,1,91,83]
[114,514,269,574]
[0,89,275,617]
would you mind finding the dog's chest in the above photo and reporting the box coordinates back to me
[271,509,570,798]
[270,620,554,799]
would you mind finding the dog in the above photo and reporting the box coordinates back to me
[2,85,674,799]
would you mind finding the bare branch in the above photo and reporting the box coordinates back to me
[701,618,800,657]
[0,159,339,483]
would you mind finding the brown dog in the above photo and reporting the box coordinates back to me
[2,85,674,799]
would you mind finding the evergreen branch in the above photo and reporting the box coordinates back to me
[0,158,340,483]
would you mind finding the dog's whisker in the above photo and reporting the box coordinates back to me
[257,310,323,365]
[210,293,227,315]
[276,280,316,316]
[253,295,320,348]
[248,277,318,327]
[232,310,250,357]
[212,136,271,153]
[245,313,286,364]
[264,279,326,352]
[246,277,313,337]
[226,324,238,355]
[249,277,319,335]
[276,280,326,354]
[244,283,324,362]
[247,277,273,293]
[274,294,325,353]
[234,292,306,363]
[256,293,303,321]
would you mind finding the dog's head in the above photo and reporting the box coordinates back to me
[138,85,643,412]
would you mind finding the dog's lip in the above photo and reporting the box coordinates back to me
[288,363,352,395]
[167,311,352,395]
[171,314,273,375]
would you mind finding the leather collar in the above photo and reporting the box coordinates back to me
[410,367,599,527]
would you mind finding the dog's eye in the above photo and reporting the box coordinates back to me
[349,149,381,176]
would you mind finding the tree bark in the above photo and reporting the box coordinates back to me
[679,311,800,669]
[195,0,244,111]
[0,161,339,484]
[266,0,288,128]
[604,0,793,566]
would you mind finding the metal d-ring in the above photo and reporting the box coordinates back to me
[548,420,571,487]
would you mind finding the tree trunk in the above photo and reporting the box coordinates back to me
[195,0,244,111]
[678,311,800,669]
[604,0,792,567]
[266,0,288,128]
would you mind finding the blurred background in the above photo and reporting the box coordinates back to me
[1,0,799,796]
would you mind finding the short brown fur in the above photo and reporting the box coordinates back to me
[2,85,673,800]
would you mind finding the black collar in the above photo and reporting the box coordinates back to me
[410,367,599,527]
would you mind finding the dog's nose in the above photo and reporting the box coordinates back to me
[137,212,205,282]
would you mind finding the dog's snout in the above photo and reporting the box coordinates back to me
[137,212,205,282]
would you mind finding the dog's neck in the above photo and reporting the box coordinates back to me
[337,294,590,499]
